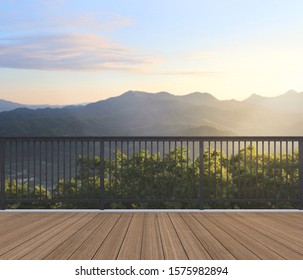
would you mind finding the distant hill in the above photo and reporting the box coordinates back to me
[0,99,68,112]
[243,90,303,113]
[0,90,302,136]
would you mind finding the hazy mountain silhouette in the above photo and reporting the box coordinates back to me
[0,99,25,112]
[243,90,303,113]
[0,90,302,136]
[0,99,71,112]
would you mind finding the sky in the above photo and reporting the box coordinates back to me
[0,0,303,105]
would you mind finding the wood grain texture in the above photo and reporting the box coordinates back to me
[92,213,133,260]
[0,211,302,260]
[69,213,121,260]
[180,213,236,260]
[117,212,144,260]
[140,212,164,260]
[157,212,188,259]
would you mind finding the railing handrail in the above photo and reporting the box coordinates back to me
[1,136,303,141]
[0,136,303,210]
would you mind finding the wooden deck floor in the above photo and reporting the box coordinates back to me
[0,211,302,260]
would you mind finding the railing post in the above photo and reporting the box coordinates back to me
[299,140,303,210]
[0,140,6,210]
[99,140,105,210]
[199,140,204,210]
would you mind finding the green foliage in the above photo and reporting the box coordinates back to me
[4,179,55,208]
[3,145,299,209]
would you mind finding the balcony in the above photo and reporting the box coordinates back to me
[0,136,302,260]
[0,136,303,209]
[0,211,302,260]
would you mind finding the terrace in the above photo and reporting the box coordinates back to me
[0,137,303,260]
[0,211,303,260]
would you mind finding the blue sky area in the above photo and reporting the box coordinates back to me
[0,0,303,104]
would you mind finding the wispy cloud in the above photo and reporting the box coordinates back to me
[50,13,134,32]
[156,70,219,76]
[0,33,153,71]
[132,69,220,76]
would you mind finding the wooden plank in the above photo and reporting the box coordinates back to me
[92,213,133,260]
[1,212,302,260]
[226,213,303,259]
[265,213,303,231]
[157,212,188,260]
[1,215,83,259]
[0,212,51,237]
[192,213,259,260]
[0,212,21,223]
[0,213,75,258]
[236,213,303,248]
[168,213,212,259]
[0,214,29,235]
[207,213,284,259]
[21,213,94,260]
[234,212,303,246]
[117,213,145,260]
[69,213,121,260]
[180,213,236,260]
[140,212,164,260]
[44,213,110,260]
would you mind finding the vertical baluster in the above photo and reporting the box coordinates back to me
[186,141,189,197]
[115,140,118,195]
[285,141,289,199]
[69,140,72,193]
[109,141,112,192]
[0,140,5,210]
[180,140,184,197]
[27,141,30,199]
[265,141,274,199]
[199,140,204,210]
[81,141,84,191]
[232,141,235,198]
[214,141,217,199]
[57,141,60,198]
[156,141,159,194]
[298,139,303,210]
[249,140,252,199]
[208,140,211,199]
[226,141,229,200]
[45,140,48,200]
[192,141,195,198]
[280,141,283,200]
[220,141,223,199]
[93,141,96,193]
[127,140,129,196]
[39,141,42,199]
[168,141,171,198]
[63,141,66,198]
[51,141,54,199]
[33,141,36,197]
[21,141,24,197]
[291,141,295,197]
[75,141,78,197]
[100,140,105,210]
[244,141,247,199]
[255,141,259,199]
[9,142,12,192]
[15,141,18,196]
[261,141,264,199]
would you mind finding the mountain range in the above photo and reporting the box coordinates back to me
[0,90,303,136]
[0,99,67,112]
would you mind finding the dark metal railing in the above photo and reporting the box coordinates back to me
[0,136,303,209]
